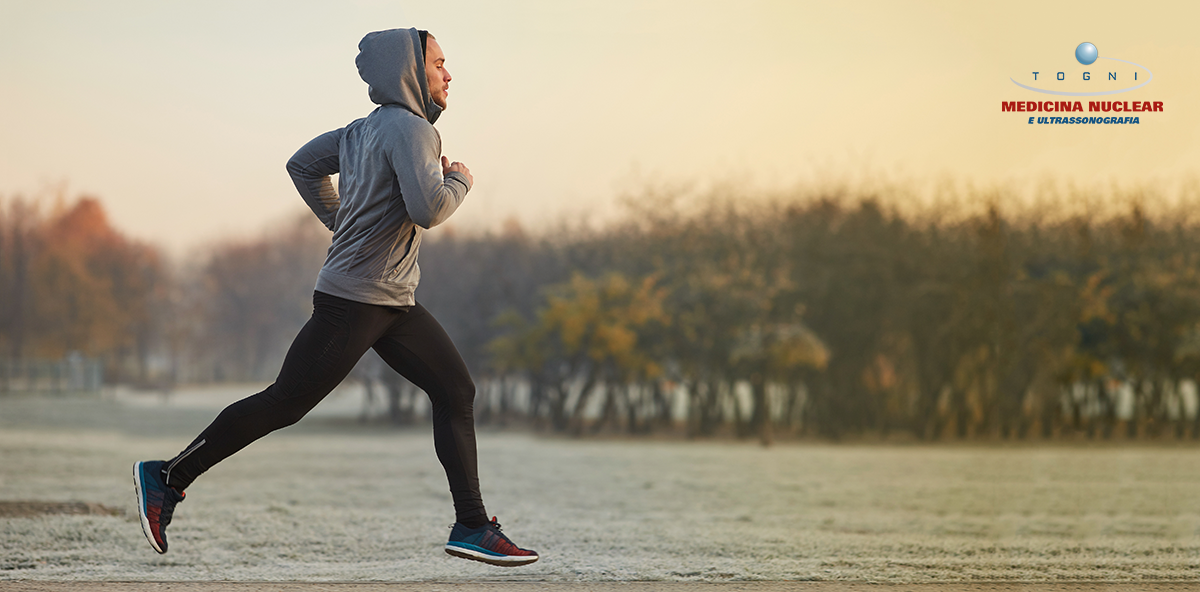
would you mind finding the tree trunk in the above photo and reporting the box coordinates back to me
[749,373,772,446]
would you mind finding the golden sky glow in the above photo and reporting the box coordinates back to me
[1,0,1197,252]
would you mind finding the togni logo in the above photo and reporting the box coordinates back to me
[1002,42,1162,125]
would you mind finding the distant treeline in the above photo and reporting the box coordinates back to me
[4,187,1200,442]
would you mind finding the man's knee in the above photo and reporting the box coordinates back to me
[255,384,324,429]
[436,374,475,417]
[280,402,316,428]
[450,375,476,413]
[460,376,476,402]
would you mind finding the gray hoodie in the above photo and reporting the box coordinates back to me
[286,27,471,307]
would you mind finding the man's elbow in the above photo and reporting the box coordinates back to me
[409,211,444,230]
[285,156,305,182]
[409,193,458,229]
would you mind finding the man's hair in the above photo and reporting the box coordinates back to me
[418,30,435,60]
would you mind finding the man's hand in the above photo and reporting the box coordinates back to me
[441,156,473,187]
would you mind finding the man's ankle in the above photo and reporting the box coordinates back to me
[458,516,488,529]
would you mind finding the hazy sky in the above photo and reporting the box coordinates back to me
[2,0,1198,254]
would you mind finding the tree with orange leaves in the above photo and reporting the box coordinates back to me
[0,196,165,382]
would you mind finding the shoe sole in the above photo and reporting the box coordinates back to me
[132,462,166,554]
[445,544,539,566]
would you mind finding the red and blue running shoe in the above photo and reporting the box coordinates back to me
[132,460,185,554]
[445,516,539,566]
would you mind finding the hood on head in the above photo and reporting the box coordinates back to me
[356,28,442,124]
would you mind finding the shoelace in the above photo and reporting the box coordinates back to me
[160,489,184,526]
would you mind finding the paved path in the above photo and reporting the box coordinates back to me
[1,583,1198,592]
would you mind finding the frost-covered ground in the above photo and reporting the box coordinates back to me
[0,389,1198,582]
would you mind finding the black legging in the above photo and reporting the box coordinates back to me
[162,291,487,527]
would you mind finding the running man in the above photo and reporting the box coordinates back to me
[133,28,538,567]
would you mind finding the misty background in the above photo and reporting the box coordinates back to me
[5,182,1200,443]
[3,1,1200,443]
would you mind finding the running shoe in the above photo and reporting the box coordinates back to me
[445,516,539,566]
[132,460,185,554]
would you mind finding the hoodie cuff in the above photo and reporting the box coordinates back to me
[446,170,472,192]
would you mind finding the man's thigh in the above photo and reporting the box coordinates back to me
[371,303,474,403]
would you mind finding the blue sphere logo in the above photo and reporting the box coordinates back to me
[1075,42,1098,65]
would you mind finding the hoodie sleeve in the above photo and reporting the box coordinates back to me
[287,128,343,231]
[386,122,471,229]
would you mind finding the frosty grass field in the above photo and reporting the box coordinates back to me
[0,385,1197,583]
